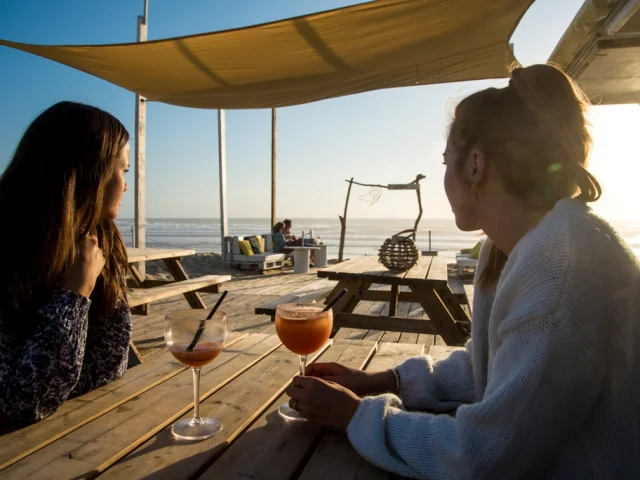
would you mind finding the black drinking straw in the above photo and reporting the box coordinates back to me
[186,290,228,352]
[323,289,347,312]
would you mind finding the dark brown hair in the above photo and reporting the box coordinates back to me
[0,101,129,330]
[448,64,602,289]
[273,222,285,233]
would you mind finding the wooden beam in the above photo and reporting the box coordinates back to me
[134,14,148,279]
[335,313,438,334]
[317,269,448,288]
[218,109,229,266]
[271,108,277,228]
[338,178,354,263]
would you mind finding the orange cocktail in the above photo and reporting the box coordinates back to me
[275,306,333,355]
[275,303,333,420]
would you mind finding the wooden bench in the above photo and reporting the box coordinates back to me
[129,275,231,308]
[254,280,334,321]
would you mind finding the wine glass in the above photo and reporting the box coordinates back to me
[275,303,333,420]
[164,309,228,440]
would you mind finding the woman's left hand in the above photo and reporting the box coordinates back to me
[286,375,362,431]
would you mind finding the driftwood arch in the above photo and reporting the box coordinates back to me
[338,174,425,262]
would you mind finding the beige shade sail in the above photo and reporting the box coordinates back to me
[0,0,533,109]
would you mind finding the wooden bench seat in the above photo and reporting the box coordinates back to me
[254,280,334,320]
[128,275,231,307]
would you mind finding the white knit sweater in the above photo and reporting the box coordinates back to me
[347,199,640,479]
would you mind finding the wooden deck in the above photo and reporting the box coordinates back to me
[132,265,472,360]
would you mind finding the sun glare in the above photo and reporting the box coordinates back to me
[587,104,640,223]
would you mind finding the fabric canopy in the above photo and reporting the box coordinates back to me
[0,0,534,109]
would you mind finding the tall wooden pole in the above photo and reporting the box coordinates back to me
[271,108,277,228]
[134,0,148,278]
[338,178,354,263]
[218,109,229,266]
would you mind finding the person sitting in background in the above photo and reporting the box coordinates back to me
[285,64,640,477]
[273,222,315,266]
[272,222,288,253]
[0,101,132,423]
[283,219,297,241]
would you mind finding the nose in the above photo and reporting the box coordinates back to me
[124,182,129,192]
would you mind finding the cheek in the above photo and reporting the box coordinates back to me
[443,167,458,203]
[105,175,125,203]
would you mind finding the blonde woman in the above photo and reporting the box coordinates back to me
[286,65,640,478]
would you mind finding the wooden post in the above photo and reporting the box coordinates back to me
[134,2,148,279]
[218,109,229,266]
[271,108,276,228]
[338,178,354,263]
[412,175,423,243]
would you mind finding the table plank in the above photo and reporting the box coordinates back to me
[197,339,378,480]
[464,284,474,314]
[402,256,433,281]
[127,248,196,263]
[0,334,281,480]
[322,256,379,274]
[426,256,448,282]
[298,342,424,480]
[0,332,246,471]
[101,341,333,480]
[427,344,465,362]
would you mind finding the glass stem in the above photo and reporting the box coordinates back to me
[192,367,202,423]
[299,355,307,377]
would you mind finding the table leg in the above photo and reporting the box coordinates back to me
[389,285,399,316]
[293,250,310,274]
[163,258,207,309]
[315,246,329,268]
[129,264,145,287]
[331,281,371,335]
[410,284,466,346]
[128,264,149,315]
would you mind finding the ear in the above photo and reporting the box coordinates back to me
[466,148,487,187]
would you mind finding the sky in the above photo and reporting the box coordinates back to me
[1,0,638,221]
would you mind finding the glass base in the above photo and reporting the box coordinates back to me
[278,403,306,421]
[171,417,222,441]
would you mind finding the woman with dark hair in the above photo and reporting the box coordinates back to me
[0,101,132,423]
[272,222,287,253]
[286,65,640,477]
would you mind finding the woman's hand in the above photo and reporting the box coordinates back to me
[286,376,362,431]
[62,235,105,298]
[306,362,397,397]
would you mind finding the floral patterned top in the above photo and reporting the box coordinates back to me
[0,289,131,422]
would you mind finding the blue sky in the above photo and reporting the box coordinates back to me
[1,0,638,221]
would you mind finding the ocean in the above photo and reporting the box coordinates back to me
[116,217,640,262]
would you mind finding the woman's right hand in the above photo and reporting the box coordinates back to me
[305,362,397,397]
[62,235,105,298]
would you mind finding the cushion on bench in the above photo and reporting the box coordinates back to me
[233,253,285,263]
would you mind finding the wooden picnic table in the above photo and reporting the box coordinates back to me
[126,247,226,312]
[318,256,471,345]
[0,334,459,480]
